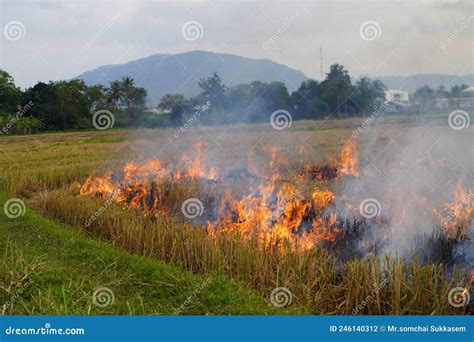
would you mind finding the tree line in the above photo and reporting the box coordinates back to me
[0,64,398,134]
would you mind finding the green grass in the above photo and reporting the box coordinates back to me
[0,190,298,315]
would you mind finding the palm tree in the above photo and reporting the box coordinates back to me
[106,80,122,107]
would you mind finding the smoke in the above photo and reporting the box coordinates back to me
[333,114,473,262]
[116,107,472,266]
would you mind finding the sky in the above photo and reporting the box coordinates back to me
[0,0,473,89]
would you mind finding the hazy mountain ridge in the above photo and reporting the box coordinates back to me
[75,50,309,105]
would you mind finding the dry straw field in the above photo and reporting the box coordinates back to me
[1,115,472,314]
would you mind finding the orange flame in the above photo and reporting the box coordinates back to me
[434,180,473,240]
[338,138,359,177]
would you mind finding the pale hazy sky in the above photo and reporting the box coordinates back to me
[1,0,472,89]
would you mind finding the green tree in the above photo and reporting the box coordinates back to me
[117,77,147,125]
[198,72,226,100]
[351,76,386,115]
[0,69,22,113]
[106,80,122,107]
[158,94,188,124]
[291,80,328,120]
[320,64,353,116]
[449,84,469,98]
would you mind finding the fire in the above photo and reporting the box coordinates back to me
[298,138,359,181]
[80,139,343,251]
[79,137,471,254]
[338,138,359,177]
[179,139,218,181]
[207,179,338,250]
[80,140,218,215]
[434,180,473,240]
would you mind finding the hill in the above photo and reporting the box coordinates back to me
[75,50,308,105]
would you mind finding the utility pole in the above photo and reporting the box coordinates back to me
[320,47,324,80]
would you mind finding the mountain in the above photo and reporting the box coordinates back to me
[74,50,308,105]
[374,74,474,93]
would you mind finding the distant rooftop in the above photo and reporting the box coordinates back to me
[461,86,474,92]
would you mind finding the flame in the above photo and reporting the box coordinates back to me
[79,139,342,251]
[338,138,359,177]
[80,137,471,254]
[207,178,338,251]
[299,138,359,181]
[434,180,473,240]
[80,141,218,215]
[312,188,336,210]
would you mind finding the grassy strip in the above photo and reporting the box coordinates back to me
[0,190,297,315]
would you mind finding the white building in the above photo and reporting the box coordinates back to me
[384,89,410,103]
[384,89,410,113]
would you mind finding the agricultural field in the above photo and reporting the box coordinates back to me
[0,114,472,315]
